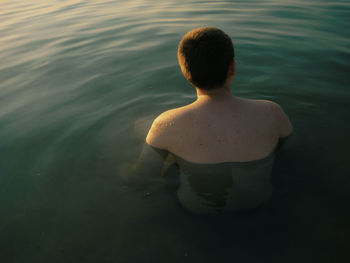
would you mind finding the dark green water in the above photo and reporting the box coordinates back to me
[1,0,349,262]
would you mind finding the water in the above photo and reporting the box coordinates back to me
[1,0,349,262]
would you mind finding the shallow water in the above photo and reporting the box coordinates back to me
[1,0,349,262]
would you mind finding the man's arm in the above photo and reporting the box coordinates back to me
[275,103,293,138]
[271,103,297,193]
[259,100,293,138]
[119,114,170,184]
[118,143,169,184]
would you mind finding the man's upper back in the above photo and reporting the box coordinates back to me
[146,96,292,164]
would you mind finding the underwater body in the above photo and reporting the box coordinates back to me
[0,0,349,262]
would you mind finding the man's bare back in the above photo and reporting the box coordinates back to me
[146,89,292,164]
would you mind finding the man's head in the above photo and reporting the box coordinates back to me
[178,27,235,90]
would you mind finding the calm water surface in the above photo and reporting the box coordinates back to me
[0,0,349,262]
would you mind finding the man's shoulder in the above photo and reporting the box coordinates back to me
[252,99,293,137]
[246,98,282,112]
[240,98,284,119]
[239,98,292,137]
[145,105,191,149]
[151,105,190,127]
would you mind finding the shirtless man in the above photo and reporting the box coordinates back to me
[122,27,293,214]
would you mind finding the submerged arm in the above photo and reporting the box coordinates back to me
[119,144,169,184]
[119,109,179,184]
[119,113,172,184]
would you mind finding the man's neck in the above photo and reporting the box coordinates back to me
[195,86,232,100]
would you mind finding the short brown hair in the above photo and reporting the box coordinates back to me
[178,27,234,90]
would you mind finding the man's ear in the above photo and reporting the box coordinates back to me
[228,59,235,78]
[231,59,236,77]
